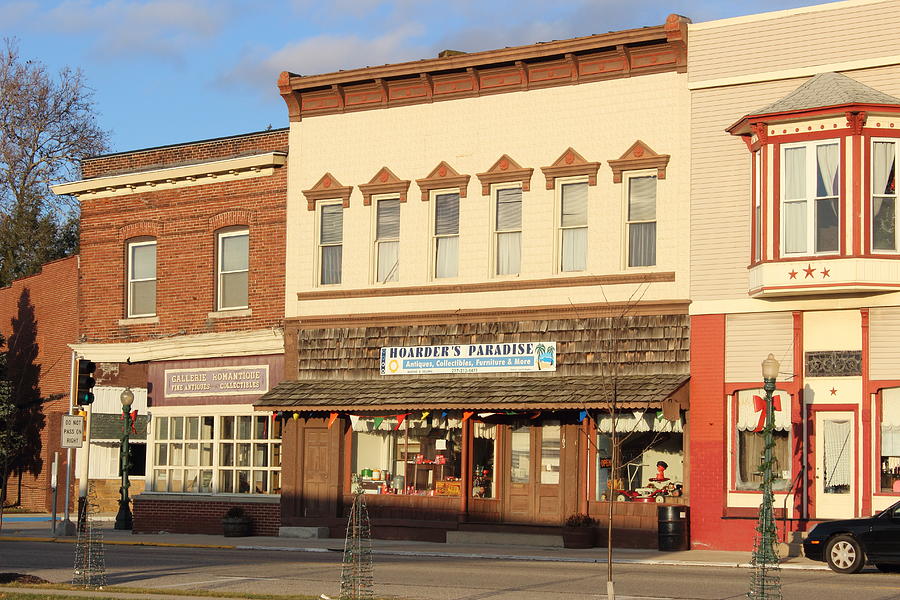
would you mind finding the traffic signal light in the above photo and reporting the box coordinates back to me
[76,359,96,405]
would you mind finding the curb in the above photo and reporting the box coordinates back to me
[1,536,828,571]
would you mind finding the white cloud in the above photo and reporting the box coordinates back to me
[0,1,39,29]
[38,0,231,63]
[217,23,427,93]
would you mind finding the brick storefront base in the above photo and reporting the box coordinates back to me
[133,493,280,536]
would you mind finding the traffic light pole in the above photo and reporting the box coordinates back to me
[74,357,96,529]
[58,351,77,536]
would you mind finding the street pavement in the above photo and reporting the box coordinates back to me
[0,513,823,571]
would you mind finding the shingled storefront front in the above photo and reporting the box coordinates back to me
[256,314,689,544]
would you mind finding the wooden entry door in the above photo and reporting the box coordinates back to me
[814,411,855,519]
[505,420,562,524]
[302,427,332,518]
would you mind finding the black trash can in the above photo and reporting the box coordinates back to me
[657,505,690,551]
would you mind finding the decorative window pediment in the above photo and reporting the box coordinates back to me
[608,141,670,183]
[303,173,353,211]
[359,167,410,206]
[476,155,533,195]
[541,148,601,189]
[416,161,470,201]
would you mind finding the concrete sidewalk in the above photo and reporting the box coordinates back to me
[0,513,826,571]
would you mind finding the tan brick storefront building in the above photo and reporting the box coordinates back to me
[53,129,288,533]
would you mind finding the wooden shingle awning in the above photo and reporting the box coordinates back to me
[255,374,688,413]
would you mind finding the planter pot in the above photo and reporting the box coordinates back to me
[562,527,595,549]
[222,517,252,537]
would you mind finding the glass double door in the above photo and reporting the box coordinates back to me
[505,421,562,524]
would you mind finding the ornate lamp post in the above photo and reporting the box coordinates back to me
[748,354,782,599]
[114,388,134,530]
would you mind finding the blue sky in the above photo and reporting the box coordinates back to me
[2,0,830,154]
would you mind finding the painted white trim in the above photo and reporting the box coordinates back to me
[688,54,900,91]
[689,0,886,32]
[70,328,283,363]
[51,152,286,198]
[691,293,900,315]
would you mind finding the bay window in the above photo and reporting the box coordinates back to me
[753,151,762,262]
[781,140,839,255]
[872,139,897,252]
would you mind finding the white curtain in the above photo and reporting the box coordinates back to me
[435,236,458,278]
[736,390,791,432]
[783,201,807,254]
[562,228,587,272]
[783,146,807,254]
[784,147,806,199]
[497,232,521,275]
[823,419,852,488]
[873,142,896,251]
[882,389,900,456]
[377,241,399,282]
[596,411,683,433]
[816,144,839,197]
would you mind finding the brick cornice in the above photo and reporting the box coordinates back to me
[416,162,470,201]
[359,167,410,206]
[607,140,670,183]
[278,16,690,121]
[476,155,533,195]
[541,148,601,189]
[297,271,675,301]
[302,173,353,211]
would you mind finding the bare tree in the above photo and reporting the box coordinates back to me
[0,38,107,285]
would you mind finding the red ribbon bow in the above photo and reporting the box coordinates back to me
[120,410,138,433]
[752,395,781,432]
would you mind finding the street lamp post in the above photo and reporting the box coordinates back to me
[114,388,134,531]
[748,353,782,599]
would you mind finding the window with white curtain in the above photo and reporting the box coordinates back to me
[319,203,343,285]
[872,139,897,252]
[434,192,459,278]
[127,238,156,317]
[217,229,248,310]
[495,186,522,275]
[626,175,656,267]
[560,182,587,272]
[375,198,400,282]
[735,389,791,491]
[753,151,762,262]
[781,140,839,255]
[880,388,900,493]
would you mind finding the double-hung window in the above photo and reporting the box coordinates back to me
[872,139,897,252]
[375,198,400,282]
[626,175,656,267]
[495,185,522,276]
[781,140,839,255]
[560,182,588,272]
[319,204,343,285]
[217,229,248,310]
[127,238,156,317]
[434,192,459,278]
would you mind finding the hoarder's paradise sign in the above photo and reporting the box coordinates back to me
[380,342,556,375]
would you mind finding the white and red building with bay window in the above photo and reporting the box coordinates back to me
[688,0,900,551]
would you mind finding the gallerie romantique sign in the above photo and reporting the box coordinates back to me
[380,342,556,376]
[164,365,270,397]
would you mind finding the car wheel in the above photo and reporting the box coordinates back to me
[825,534,865,574]
[875,563,900,573]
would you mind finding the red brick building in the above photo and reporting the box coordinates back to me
[52,129,288,532]
[0,256,78,511]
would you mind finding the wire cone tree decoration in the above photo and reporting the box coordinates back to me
[747,357,782,600]
[340,479,374,600]
[72,482,107,588]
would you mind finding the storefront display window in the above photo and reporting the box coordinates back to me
[881,389,900,493]
[351,415,462,495]
[472,422,497,498]
[152,413,281,494]
[735,389,791,491]
[596,411,684,501]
